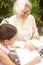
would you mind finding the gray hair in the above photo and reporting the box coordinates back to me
[13,0,32,15]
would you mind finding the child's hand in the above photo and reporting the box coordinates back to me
[33,56,41,64]
[25,56,41,65]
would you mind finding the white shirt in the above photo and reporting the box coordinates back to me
[1,14,38,42]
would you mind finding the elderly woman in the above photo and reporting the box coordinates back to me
[1,0,40,50]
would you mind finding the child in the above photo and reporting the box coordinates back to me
[0,24,41,65]
[0,24,20,65]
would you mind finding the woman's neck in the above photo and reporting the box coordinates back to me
[17,15,25,22]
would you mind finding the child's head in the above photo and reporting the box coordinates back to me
[0,24,17,45]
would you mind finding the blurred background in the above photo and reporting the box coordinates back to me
[0,0,43,35]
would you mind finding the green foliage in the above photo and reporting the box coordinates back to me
[0,0,16,22]
[0,0,16,16]
[0,0,14,8]
[30,0,43,15]
[30,0,43,24]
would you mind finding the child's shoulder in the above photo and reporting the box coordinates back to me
[0,44,10,54]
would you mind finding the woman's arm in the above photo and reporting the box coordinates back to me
[0,49,15,65]
[25,56,41,65]
[32,16,39,40]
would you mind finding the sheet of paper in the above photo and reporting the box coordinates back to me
[31,39,43,47]
[16,48,40,65]
[13,39,43,65]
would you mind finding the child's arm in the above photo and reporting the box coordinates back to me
[0,49,16,65]
[8,53,20,65]
[25,56,41,65]
[8,53,16,62]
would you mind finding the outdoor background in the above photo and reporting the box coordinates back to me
[0,0,43,35]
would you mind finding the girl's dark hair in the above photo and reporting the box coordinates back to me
[0,24,17,41]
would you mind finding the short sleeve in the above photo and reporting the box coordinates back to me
[1,18,9,24]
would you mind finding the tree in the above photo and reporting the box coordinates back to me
[39,0,43,8]
[39,0,43,21]
[0,0,16,22]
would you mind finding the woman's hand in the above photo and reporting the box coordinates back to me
[25,43,38,51]
[32,35,40,40]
